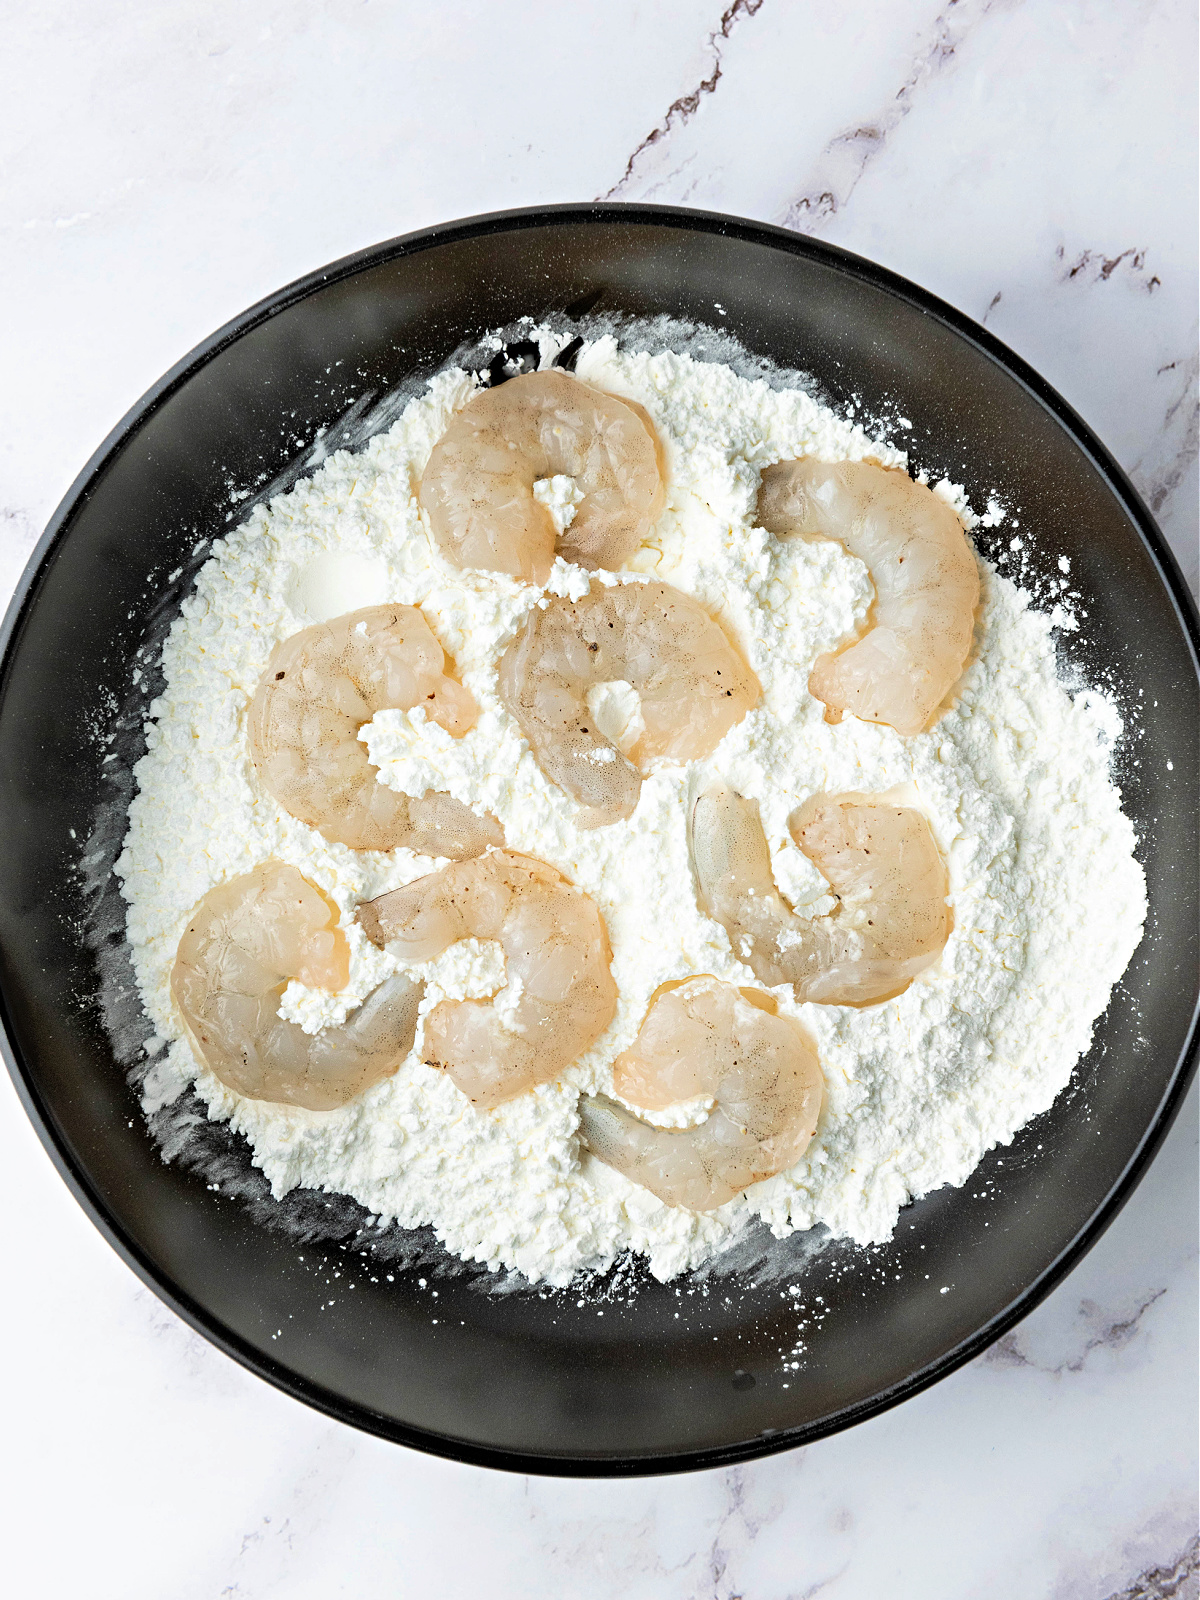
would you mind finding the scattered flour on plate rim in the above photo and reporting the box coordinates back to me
[115,332,1147,1286]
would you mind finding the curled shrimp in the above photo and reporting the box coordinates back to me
[248,605,503,856]
[689,781,950,1006]
[171,860,423,1111]
[498,582,760,827]
[757,458,980,735]
[577,977,823,1211]
[419,370,665,584]
[357,849,618,1109]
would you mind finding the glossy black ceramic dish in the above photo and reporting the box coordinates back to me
[1,205,1197,1476]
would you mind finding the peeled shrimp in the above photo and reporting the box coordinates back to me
[757,458,980,735]
[690,781,950,1006]
[498,582,760,827]
[577,977,823,1211]
[357,849,617,1109]
[419,370,665,584]
[248,605,503,856]
[171,860,423,1111]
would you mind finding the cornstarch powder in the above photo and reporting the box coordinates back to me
[115,333,1147,1285]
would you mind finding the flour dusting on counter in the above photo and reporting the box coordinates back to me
[115,330,1147,1286]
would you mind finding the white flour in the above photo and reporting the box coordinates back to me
[115,333,1147,1286]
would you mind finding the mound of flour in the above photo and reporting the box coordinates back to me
[115,332,1147,1286]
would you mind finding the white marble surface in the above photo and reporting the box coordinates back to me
[1,2,1196,1595]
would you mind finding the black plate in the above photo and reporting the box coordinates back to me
[1,205,1196,1476]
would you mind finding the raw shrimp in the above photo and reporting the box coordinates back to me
[498,582,760,827]
[248,605,503,856]
[419,370,665,584]
[577,977,823,1211]
[357,849,617,1109]
[690,781,950,1005]
[171,860,423,1111]
[757,458,980,735]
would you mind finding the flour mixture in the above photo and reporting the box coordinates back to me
[115,327,1147,1285]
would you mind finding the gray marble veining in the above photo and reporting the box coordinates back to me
[603,0,767,200]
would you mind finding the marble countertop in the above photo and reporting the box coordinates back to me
[1,2,1196,1596]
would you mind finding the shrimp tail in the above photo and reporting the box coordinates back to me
[579,1093,684,1190]
[323,973,423,1062]
[577,1093,752,1213]
[403,791,505,860]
